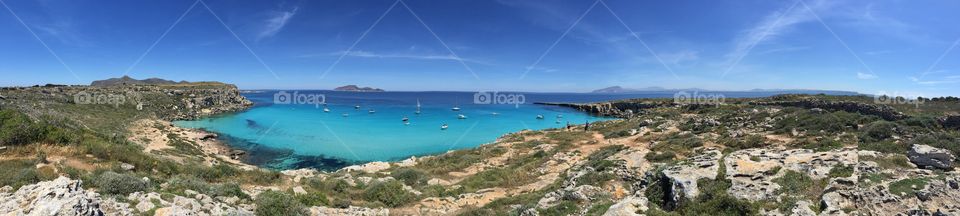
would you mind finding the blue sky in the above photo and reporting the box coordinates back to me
[1,0,958,96]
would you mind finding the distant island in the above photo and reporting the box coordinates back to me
[591,85,858,95]
[334,85,384,92]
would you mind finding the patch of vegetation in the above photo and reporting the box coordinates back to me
[859,121,897,142]
[773,110,872,136]
[458,150,553,192]
[362,180,416,208]
[0,159,56,189]
[859,140,909,154]
[827,165,854,178]
[795,137,844,152]
[538,200,579,216]
[255,190,308,216]
[93,171,149,195]
[391,167,428,187]
[645,133,702,162]
[773,170,827,209]
[888,178,929,197]
[416,145,507,175]
[860,155,913,170]
[722,134,768,150]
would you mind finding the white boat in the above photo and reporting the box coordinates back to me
[536,115,545,119]
[556,114,563,118]
[441,124,449,130]
[491,112,499,115]
[458,114,467,119]
[342,113,349,117]
[452,106,461,111]
[368,109,376,114]
[404,122,410,126]
[323,106,330,112]
[354,105,361,110]
[402,116,409,122]
[415,99,422,115]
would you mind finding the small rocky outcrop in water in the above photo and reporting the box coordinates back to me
[909,144,956,170]
[0,177,103,216]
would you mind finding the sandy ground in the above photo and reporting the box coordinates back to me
[127,119,256,170]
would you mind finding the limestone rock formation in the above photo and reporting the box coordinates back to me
[0,177,103,216]
[909,144,956,170]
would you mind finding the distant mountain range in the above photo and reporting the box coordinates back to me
[591,86,858,95]
[333,85,385,92]
[90,76,187,86]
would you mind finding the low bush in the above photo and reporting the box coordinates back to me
[255,191,308,216]
[391,167,428,187]
[94,171,149,195]
[888,178,929,197]
[362,180,416,207]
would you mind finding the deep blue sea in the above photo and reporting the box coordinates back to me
[173,90,853,170]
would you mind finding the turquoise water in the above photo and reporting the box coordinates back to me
[174,91,613,170]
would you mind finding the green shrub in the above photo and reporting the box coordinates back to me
[255,191,308,216]
[645,151,676,163]
[391,168,428,187]
[723,135,767,150]
[859,140,909,154]
[295,191,329,206]
[0,160,44,189]
[538,200,579,216]
[363,180,415,207]
[888,178,928,197]
[827,165,854,178]
[94,171,149,195]
[0,110,44,145]
[860,121,896,142]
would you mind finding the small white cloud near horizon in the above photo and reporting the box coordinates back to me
[857,71,878,79]
[257,7,298,41]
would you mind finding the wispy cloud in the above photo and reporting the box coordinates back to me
[310,50,487,64]
[257,7,298,41]
[856,71,877,79]
[756,46,810,55]
[910,70,960,85]
[724,0,832,74]
[33,21,92,47]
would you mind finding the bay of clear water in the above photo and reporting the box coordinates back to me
[173,90,852,170]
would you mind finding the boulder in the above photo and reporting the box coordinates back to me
[908,144,956,170]
[602,195,648,216]
[0,176,104,216]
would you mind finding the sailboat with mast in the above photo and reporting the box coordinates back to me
[415,99,422,115]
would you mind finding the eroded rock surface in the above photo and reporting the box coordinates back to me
[909,144,956,170]
[0,177,103,216]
